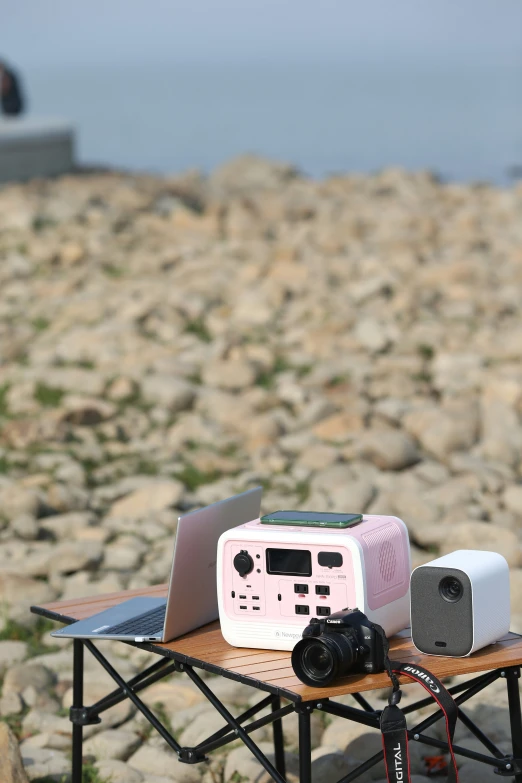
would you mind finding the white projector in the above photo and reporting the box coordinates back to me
[410,549,511,657]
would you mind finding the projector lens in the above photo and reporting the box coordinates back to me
[439,575,463,603]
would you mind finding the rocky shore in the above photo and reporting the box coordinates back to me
[1,156,522,782]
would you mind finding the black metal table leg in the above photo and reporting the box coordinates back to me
[298,707,312,783]
[271,695,286,779]
[72,640,84,783]
[506,667,522,783]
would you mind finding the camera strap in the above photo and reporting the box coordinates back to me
[373,626,459,783]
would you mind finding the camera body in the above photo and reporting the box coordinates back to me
[292,608,386,686]
[217,514,411,651]
[411,549,511,657]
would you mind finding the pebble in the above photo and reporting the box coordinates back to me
[224,742,299,783]
[2,663,56,697]
[83,728,141,761]
[0,641,28,676]
[0,722,30,783]
[202,358,257,390]
[321,718,376,752]
[20,745,70,782]
[178,709,231,747]
[503,485,522,517]
[95,759,145,783]
[128,746,202,781]
[439,522,521,567]
[107,480,184,519]
[358,430,420,471]
[141,375,196,412]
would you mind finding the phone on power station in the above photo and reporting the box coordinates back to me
[260,511,363,529]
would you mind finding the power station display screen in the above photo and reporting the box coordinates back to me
[266,548,312,576]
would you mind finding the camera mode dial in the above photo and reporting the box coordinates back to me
[234,550,254,577]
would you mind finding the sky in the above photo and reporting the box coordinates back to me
[2,0,522,68]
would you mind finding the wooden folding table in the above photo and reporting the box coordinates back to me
[31,585,522,783]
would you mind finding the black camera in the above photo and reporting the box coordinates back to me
[291,607,387,687]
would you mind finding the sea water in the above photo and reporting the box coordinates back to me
[25,60,522,183]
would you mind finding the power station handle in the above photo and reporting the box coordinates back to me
[380,661,459,783]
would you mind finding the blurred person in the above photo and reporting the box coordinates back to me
[0,59,24,116]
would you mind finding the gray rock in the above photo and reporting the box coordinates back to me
[0,640,28,675]
[503,485,522,517]
[388,488,440,546]
[54,459,86,487]
[310,465,375,512]
[3,663,56,697]
[0,722,30,783]
[37,367,106,397]
[140,680,203,714]
[403,407,479,461]
[202,358,257,390]
[22,710,72,740]
[45,481,90,513]
[432,353,484,393]
[128,745,202,781]
[457,761,499,783]
[102,539,145,571]
[106,376,138,402]
[321,717,376,752]
[95,760,144,783]
[107,480,184,519]
[311,746,363,783]
[224,742,299,783]
[141,375,195,412]
[358,430,420,471]
[11,514,39,540]
[20,745,70,782]
[355,318,393,353]
[40,511,98,540]
[439,522,521,567]
[83,728,141,761]
[454,739,512,783]
[60,394,116,425]
[510,569,522,615]
[423,475,478,511]
[47,540,103,575]
[0,692,24,717]
[210,154,299,196]
[178,709,230,747]
[480,396,522,467]
[0,484,42,520]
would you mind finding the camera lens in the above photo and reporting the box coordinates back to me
[439,576,463,603]
[292,633,359,687]
[302,642,334,680]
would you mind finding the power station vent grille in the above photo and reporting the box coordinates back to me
[362,523,404,596]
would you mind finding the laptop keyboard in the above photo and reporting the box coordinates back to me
[101,604,166,637]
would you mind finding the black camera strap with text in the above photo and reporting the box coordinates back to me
[374,625,459,783]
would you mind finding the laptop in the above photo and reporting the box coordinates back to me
[51,487,262,643]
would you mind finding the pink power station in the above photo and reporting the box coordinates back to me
[217,515,411,651]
